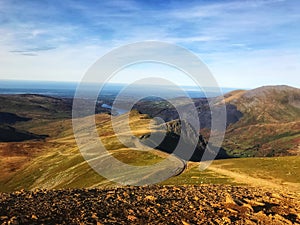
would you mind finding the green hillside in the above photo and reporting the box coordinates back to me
[0,87,299,193]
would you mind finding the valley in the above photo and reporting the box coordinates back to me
[0,85,300,224]
[0,85,299,194]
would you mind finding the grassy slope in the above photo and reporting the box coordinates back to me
[0,94,71,120]
[0,112,164,192]
[1,111,299,193]
[160,164,237,186]
[133,86,300,157]
[3,108,163,190]
[162,156,300,195]
[0,92,299,193]
[223,122,300,157]
[221,86,300,157]
[212,156,300,184]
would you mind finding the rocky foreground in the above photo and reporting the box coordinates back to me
[0,185,299,225]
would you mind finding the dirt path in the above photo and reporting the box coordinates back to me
[132,137,187,176]
[208,164,300,196]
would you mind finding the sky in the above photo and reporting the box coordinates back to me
[0,0,299,89]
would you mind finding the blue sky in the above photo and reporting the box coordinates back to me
[0,0,299,88]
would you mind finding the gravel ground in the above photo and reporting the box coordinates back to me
[0,185,299,225]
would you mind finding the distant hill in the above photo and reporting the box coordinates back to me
[133,96,243,129]
[134,85,300,157]
[221,85,300,157]
[0,94,74,141]
[0,94,111,136]
[0,94,111,122]
[5,86,295,158]
[224,85,300,125]
[0,94,72,120]
[0,86,299,191]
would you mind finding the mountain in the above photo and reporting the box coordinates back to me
[0,86,299,191]
[223,85,300,125]
[222,85,300,157]
[133,96,243,129]
[0,94,111,122]
[0,94,72,120]
[134,85,300,157]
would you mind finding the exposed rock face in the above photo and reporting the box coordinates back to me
[140,119,230,161]
[0,185,299,225]
[161,119,207,161]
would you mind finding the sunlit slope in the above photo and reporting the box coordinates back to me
[1,110,299,194]
[222,85,300,157]
[226,85,300,125]
[134,85,300,157]
[0,112,173,191]
[0,91,299,193]
[162,156,300,194]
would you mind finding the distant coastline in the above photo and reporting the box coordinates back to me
[0,80,236,99]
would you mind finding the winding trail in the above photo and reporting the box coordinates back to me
[132,137,187,177]
[207,164,300,195]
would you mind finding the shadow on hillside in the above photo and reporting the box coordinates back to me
[0,125,48,142]
[140,132,234,162]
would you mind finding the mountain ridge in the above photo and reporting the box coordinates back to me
[0,85,299,191]
[134,85,300,157]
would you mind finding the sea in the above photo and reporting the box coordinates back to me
[0,80,235,99]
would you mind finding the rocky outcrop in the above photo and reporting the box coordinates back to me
[140,119,230,161]
[0,185,299,224]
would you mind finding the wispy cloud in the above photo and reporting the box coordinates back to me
[0,0,299,88]
[10,46,57,55]
[19,53,38,56]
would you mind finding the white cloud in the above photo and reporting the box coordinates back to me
[0,0,299,88]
